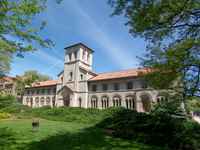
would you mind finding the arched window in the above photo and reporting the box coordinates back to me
[113,95,121,107]
[46,97,51,106]
[140,94,151,112]
[157,92,169,104]
[101,96,109,109]
[69,72,73,81]
[125,95,135,109]
[91,96,98,108]
[40,97,45,106]
[52,96,56,107]
[35,97,39,107]
[26,97,29,105]
[80,74,83,80]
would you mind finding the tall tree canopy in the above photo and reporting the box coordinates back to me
[0,0,56,76]
[15,70,51,96]
[109,0,200,112]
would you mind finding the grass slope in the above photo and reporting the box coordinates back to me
[0,119,164,150]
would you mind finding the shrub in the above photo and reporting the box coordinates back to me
[97,109,200,150]
[0,128,16,149]
[0,95,17,109]
[29,107,117,124]
[0,112,11,119]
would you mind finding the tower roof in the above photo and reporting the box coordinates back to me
[64,42,94,53]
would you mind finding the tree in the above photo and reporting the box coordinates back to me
[0,0,56,76]
[108,0,200,113]
[15,70,51,97]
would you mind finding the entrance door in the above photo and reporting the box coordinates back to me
[63,94,70,106]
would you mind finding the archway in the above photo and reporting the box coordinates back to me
[101,95,109,109]
[57,86,73,107]
[63,94,70,106]
[140,93,151,112]
[91,95,98,108]
[113,95,121,107]
[125,95,135,109]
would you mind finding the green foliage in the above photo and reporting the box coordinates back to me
[17,107,119,124]
[188,97,200,112]
[0,0,54,76]
[0,112,11,119]
[15,70,51,96]
[152,98,184,116]
[0,127,16,149]
[109,0,200,113]
[97,109,200,150]
[0,95,16,109]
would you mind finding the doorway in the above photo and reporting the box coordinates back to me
[63,94,70,106]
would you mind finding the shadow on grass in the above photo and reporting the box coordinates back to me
[0,127,17,150]
[24,127,161,150]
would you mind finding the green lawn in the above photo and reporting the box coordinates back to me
[0,119,164,150]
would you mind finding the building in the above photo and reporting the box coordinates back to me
[23,43,167,112]
[0,76,16,96]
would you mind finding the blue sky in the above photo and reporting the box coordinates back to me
[10,0,147,79]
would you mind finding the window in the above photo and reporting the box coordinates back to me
[74,51,77,59]
[79,98,82,108]
[142,81,148,89]
[80,74,83,80]
[114,83,119,91]
[47,89,50,94]
[52,96,56,107]
[41,89,45,94]
[40,97,45,106]
[102,84,108,91]
[32,90,35,95]
[101,96,109,109]
[53,88,56,93]
[113,95,121,107]
[125,95,135,109]
[127,82,133,89]
[87,53,90,62]
[69,53,72,61]
[46,97,51,106]
[35,97,39,107]
[91,96,98,108]
[27,90,30,95]
[82,50,85,60]
[92,84,97,92]
[26,97,29,104]
[36,90,39,94]
[141,94,151,112]
[69,72,73,81]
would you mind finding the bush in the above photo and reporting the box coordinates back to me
[0,95,17,109]
[0,112,11,119]
[29,107,118,124]
[0,128,16,149]
[97,109,200,150]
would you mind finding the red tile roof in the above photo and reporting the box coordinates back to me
[31,80,58,88]
[0,76,15,82]
[89,68,151,81]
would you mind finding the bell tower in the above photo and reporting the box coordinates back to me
[62,43,94,107]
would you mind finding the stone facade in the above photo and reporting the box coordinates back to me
[0,76,16,96]
[23,43,167,112]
